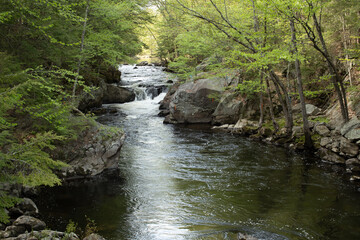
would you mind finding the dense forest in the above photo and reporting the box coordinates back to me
[0,0,150,223]
[0,0,359,234]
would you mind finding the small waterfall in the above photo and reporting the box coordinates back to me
[119,64,170,101]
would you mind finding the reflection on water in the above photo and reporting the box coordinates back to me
[36,66,360,240]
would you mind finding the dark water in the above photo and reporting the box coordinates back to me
[36,66,360,240]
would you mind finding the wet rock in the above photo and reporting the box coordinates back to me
[159,82,180,110]
[158,110,170,117]
[103,85,135,104]
[13,215,46,231]
[340,137,359,157]
[346,158,360,173]
[136,61,148,66]
[83,233,106,240]
[314,124,330,136]
[317,148,346,164]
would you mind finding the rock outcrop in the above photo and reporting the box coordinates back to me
[102,84,135,104]
[168,78,231,123]
[78,79,135,112]
[54,123,125,180]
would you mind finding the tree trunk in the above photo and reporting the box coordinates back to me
[290,18,313,149]
[312,12,349,122]
[265,77,279,132]
[269,70,293,135]
[258,71,264,128]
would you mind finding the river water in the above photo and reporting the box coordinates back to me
[37,66,360,240]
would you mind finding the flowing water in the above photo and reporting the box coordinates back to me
[37,66,360,240]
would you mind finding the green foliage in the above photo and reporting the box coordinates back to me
[0,0,151,224]
[65,219,78,233]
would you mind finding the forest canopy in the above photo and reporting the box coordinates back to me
[0,0,151,223]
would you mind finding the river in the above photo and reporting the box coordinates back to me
[36,65,360,240]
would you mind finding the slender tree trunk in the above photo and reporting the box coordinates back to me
[258,71,264,127]
[72,2,89,98]
[269,70,293,135]
[290,18,313,149]
[312,12,349,122]
[265,77,279,132]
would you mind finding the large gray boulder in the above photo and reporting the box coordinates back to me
[103,84,135,104]
[212,92,243,125]
[169,78,229,123]
[340,117,360,137]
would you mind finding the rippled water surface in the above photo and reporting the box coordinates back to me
[37,66,360,240]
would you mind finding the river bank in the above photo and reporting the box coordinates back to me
[159,67,360,184]
[28,65,360,240]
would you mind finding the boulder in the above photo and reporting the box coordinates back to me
[13,216,46,231]
[314,124,330,136]
[17,198,38,216]
[340,137,359,157]
[99,65,121,84]
[320,137,332,147]
[344,127,360,140]
[159,82,180,110]
[340,117,360,136]
[346,158,360,173]
[102,85,135,104]
[136,61,148,66]
[212,92,243,125]
[78,80,107,112]
[169,78,230,123]
[83,233,106,240]
[293,103,321,115]
[2,225,26,238]
[317,148,346,164]
[54,123,125,179]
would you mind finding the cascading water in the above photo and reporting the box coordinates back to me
[35,65,360,240]
[119,64,170,100]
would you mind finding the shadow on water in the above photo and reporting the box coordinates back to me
[35,66,360,240]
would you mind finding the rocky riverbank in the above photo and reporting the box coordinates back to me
[0,197,105,240]
[160,71,360,182]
